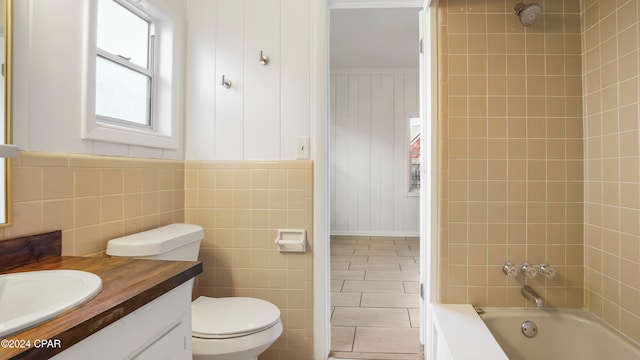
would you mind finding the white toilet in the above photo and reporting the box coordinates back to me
[106,223,283,360]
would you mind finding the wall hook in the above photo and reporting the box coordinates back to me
[259,50,269,65]
[221,75,232,89]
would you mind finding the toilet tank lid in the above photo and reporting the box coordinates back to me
[106,223,204,257]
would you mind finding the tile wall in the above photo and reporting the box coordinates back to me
[185,160,314,360]
[4,153,314,358]
[583,0,640,343]
[438,0,584,307]
[6,151,185,256]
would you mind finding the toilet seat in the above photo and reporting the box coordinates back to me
[191,296,281,339]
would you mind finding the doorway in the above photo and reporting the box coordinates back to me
[328,6,423,359]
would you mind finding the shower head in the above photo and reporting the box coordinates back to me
[514,2,542,27]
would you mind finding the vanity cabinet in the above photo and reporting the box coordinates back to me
[186,0,311,161]
[51,281,194,360]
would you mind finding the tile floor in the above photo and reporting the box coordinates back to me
[330,235,424,360]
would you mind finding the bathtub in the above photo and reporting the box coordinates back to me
[480,307,640,360]
[431,304,640,360]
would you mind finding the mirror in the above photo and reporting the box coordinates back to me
[0,0,11,225]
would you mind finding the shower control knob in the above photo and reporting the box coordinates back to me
[539,262,556,279]
[520,262,537,279]
[502,261,518,277]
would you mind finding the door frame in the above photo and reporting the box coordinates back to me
[419,2,439,358]
[312,1,438,358]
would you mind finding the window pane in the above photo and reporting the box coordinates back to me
[97,0,150,68]
[409,117,421,191]
[96,57,151,126]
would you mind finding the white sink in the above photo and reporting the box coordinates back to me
[0,270,102,337]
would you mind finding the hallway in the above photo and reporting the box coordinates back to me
[330,235,423,359]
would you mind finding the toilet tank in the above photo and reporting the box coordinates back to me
[106,223,204,261]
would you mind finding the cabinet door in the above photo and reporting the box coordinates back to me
[243,0,280,160]
[214,0,244,160]
[133,322,190,360]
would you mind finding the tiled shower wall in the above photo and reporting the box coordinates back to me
[583,0,640,343]
[438,0,584,307]
[6,151,185,256]
[185,160,314,360]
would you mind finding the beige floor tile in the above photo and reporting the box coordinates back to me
[331,238,358,245]
[371,236,401,242]
[353,327,422,354]
[365,270,419,281]
[361,293,420,308]
[332,243,370,250]
[332,270,366,280]
[403,281,420,293]
[332,262,351,270]
[368,255,417,264]
[398,250,420,257]
[332,292,362,307]
[369,242,411,250]
[409,308,420,328]
[330,235,423,359]
[332,280,344,292]
[400,264,420,272]
[331,307,411,327]
[354,249,399,256]
[332,255,368,263]
[331,351,423,359]
[331,248,357,256]
[347,263,401,271]
[331,326,355,351]
[342,280,406,293]
[332,236,372,244]
[397,237,419,243]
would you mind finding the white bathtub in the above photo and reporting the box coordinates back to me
[431,305,640,360]
[480,307,640,360]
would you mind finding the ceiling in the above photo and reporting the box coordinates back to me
[330,7,421,70]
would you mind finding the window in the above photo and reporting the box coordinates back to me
[82,0,182,150]
[409,117,421,193]
[96,0,154,128]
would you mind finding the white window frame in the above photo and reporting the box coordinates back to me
[81,0,182,150]
[407,112,421,196]
[95,0,155,130]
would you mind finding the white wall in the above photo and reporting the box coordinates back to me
[330,70,419,236]
[12,0,186,160]
[12,0,311,162]
[185,0,311,161]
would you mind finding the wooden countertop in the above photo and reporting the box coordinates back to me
[0,256,203,360]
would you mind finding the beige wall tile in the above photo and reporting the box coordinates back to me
[438,0,585,308]
[6,152,184,256]
[186,160,314,359]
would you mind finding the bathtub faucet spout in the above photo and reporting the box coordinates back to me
[522,285,543,308]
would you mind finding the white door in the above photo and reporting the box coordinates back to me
[418,8,427,344]
[418,3,438,355]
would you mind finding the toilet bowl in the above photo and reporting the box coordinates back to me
[191,296,283,360]
[106,224,282,360]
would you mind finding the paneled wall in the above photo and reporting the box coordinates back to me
[583,0,640,344]
[330,71,419,236]
[12,0,186,160]
[185,0,311,161]
[438,0,584,307]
